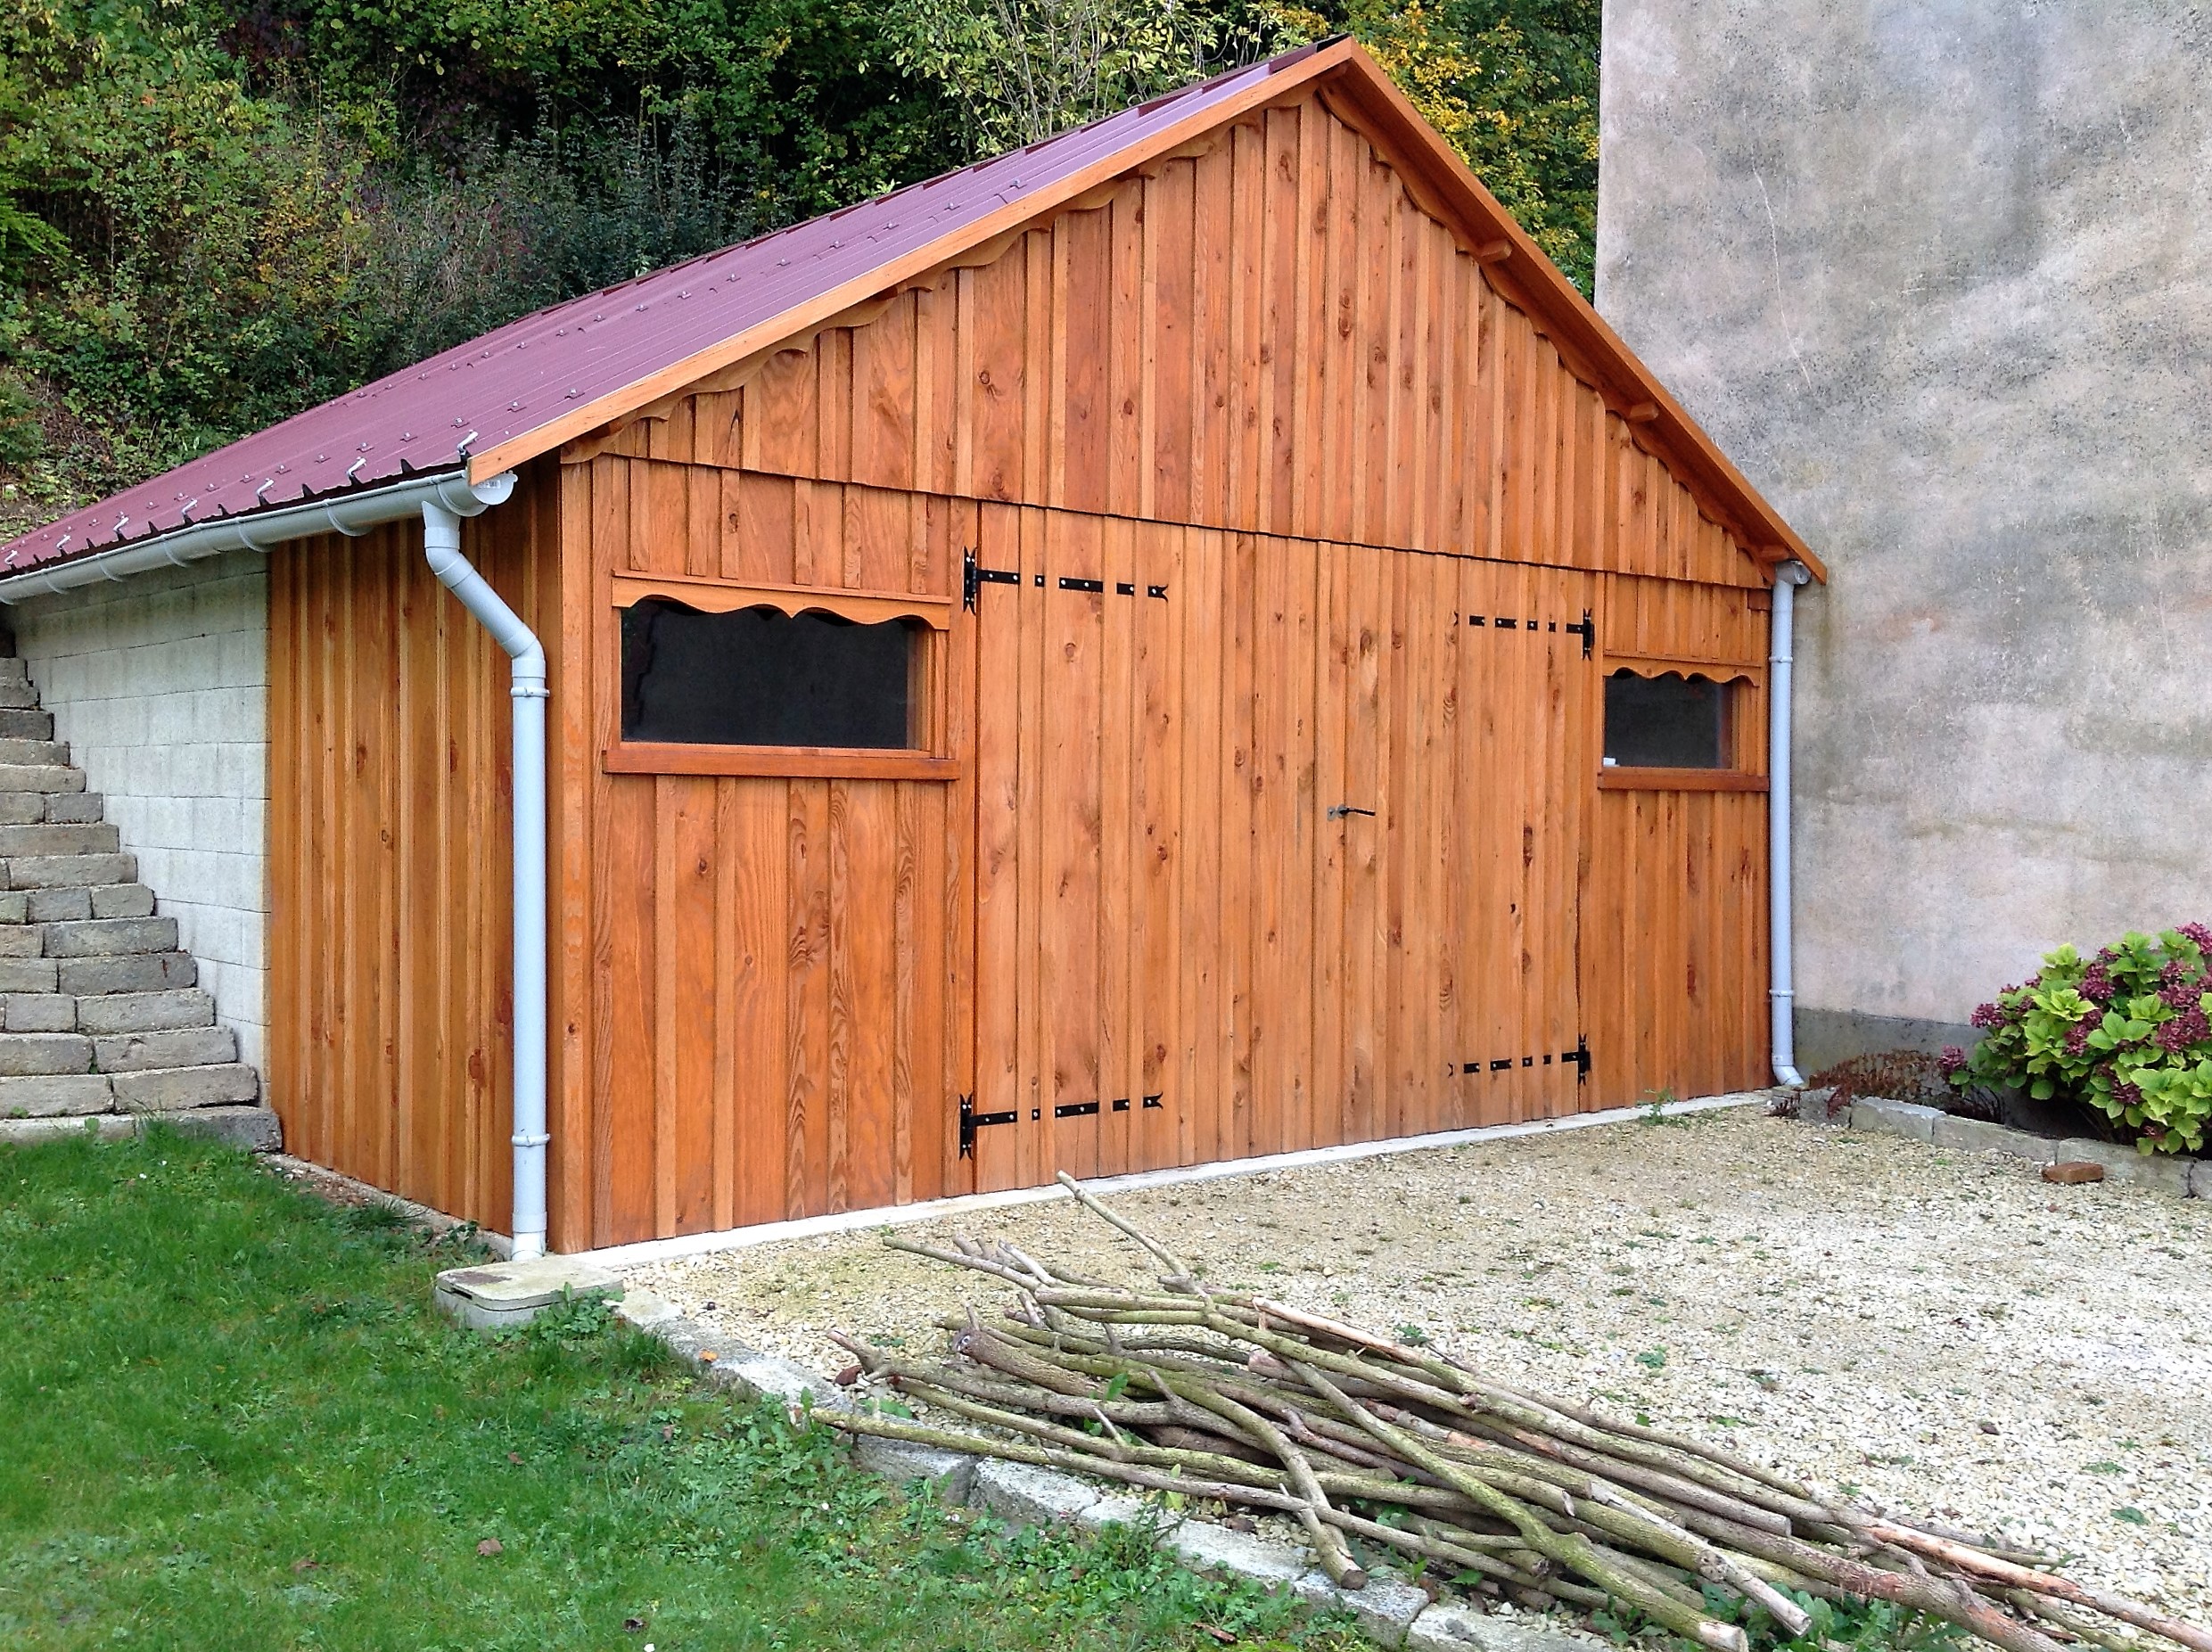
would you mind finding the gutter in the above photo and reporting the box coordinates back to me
[0,466,551,1261]
[1768,561,1813,1088]
[0,468,510,603]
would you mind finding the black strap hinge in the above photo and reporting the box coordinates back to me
[1566,609,1594,659]
[957,1094,1019,1155]
[961,549,1020,610]
[1568,1037,1590,1082]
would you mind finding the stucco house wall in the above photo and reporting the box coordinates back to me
[7,553,270,1072]
[1594,1,2212,1065]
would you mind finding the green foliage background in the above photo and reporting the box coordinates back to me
[0,0,1595,537]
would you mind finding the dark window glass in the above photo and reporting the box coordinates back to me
[1603,670,1727,768]
[621,599,917,748]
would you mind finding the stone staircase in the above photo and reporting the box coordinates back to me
[0,654,275,1149]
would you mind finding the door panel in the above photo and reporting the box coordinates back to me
[968,514,1597,1190]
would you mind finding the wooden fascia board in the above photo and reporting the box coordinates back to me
[1316,58,1826,585]
[471,37,1362,487]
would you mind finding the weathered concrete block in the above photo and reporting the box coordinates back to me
[0,927,41,958]
[76,988,214,1035]
[720,1352,851,1411]
[43,793,103,824]
[0,796,39,826]
[109,1063,259,1112]
[41,916,178,957]
[1409,1603,1598,1652]
[1847,1097,1945,1142]
[613,1289,682,1329]
[91,884,155,919]
[0,958,58,992]
[0,1071,112,1116]
[0,685,37,711]
[970,1460,1100,1530]
[0,764,83,793]
[0,709,55,740]
[3,993,74,1032]
[0,1031,94,1075]
[0,738,68,767]
[2191,1159,2212,1200]
[1165,1517,1310,1585]
[4,852,136,891]
[0,892,25,925]
[94,1025,236,1072]
[1073,1489,1175,1539]
[0,1112,131,1144]
[1295,1573,1431,1648]
[24,888,89,924]
[1932,1114,2054,1163]
[0,824,117,857]
[58,951,194,995]
[435,1256,623,1332]
[146,1103,280,1151]
[852,1434,979,1503]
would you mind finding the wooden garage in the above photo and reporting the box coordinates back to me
[61,38,1826,1251]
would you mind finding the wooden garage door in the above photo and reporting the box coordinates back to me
[966,506,1599,1193]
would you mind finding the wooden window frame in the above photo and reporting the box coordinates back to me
[603,571,959,781]
[1595,653,1768,793]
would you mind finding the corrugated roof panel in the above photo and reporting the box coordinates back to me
[1,45,1321,572]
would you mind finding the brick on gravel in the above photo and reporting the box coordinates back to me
[1165,1516,1310,1585]
[1295,1573,1432,1648]
[1407,1603,1608,1652]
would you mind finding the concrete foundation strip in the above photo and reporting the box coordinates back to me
[1821,1097,2210,1200]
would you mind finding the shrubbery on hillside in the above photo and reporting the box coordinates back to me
[0,0,1595,535]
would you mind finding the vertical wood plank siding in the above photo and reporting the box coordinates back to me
[267,466,563,1234]
[267,91,1774,1249]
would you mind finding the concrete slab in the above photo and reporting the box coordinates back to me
[434,1256,623,1331]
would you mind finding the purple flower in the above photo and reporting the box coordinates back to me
[2158,1007,2209,1052]
[1969,1002,2003,1030]
[2178,922,2212,953]
[2079,965,2115,1004]
[2064,1023,2091,1058]
[1938,1045,1968,1076]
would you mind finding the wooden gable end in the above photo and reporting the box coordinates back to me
[571,92,1765,590]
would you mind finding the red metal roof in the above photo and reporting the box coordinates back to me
[1,44,1335,574]
[3,38,1821,579]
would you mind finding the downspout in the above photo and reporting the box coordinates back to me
[420,485,549,1261]
[1769,561,1812,1088]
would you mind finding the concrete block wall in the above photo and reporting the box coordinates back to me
[6,552,268,1072]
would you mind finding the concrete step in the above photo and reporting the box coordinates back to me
[0,1031,92,1075]
[0,1070,107,1114]
[55,951,196,996]
[0,763,84,793]
[0,708,54,740]
[0,738,67,767]
[37,916,179,958]
[0,822,120,856]
[95,1025,236,1072]
[0,793,105,827]
[0,684,37,711]
[0,1104,277,1150]
[2,852,136,892]
[0,658,27,686]
[0,883,153,925]
[112,1064,259,1112]
[76,988,215,1036]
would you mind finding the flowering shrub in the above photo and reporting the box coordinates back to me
[1941,925,2212,1156]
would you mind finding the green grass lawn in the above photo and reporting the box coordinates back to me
[0,1128,1354,1651]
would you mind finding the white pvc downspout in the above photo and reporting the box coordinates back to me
[1769,561,1813,1088]
[419,488,548,1262]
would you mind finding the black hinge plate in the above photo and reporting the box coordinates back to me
[1565,608,1594,659]
[1570,1037,1590,1082]
[957,1093,1019,1155]
[1059,576,1105,594]
[1054,1100,1100,1119]
[962,550,1020,610]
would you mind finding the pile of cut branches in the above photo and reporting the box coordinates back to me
[824,1175,2207,1652]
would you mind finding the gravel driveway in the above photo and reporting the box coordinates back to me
[628,1105,2212,1621]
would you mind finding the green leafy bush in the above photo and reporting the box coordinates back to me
[1942,925,2212,1155]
